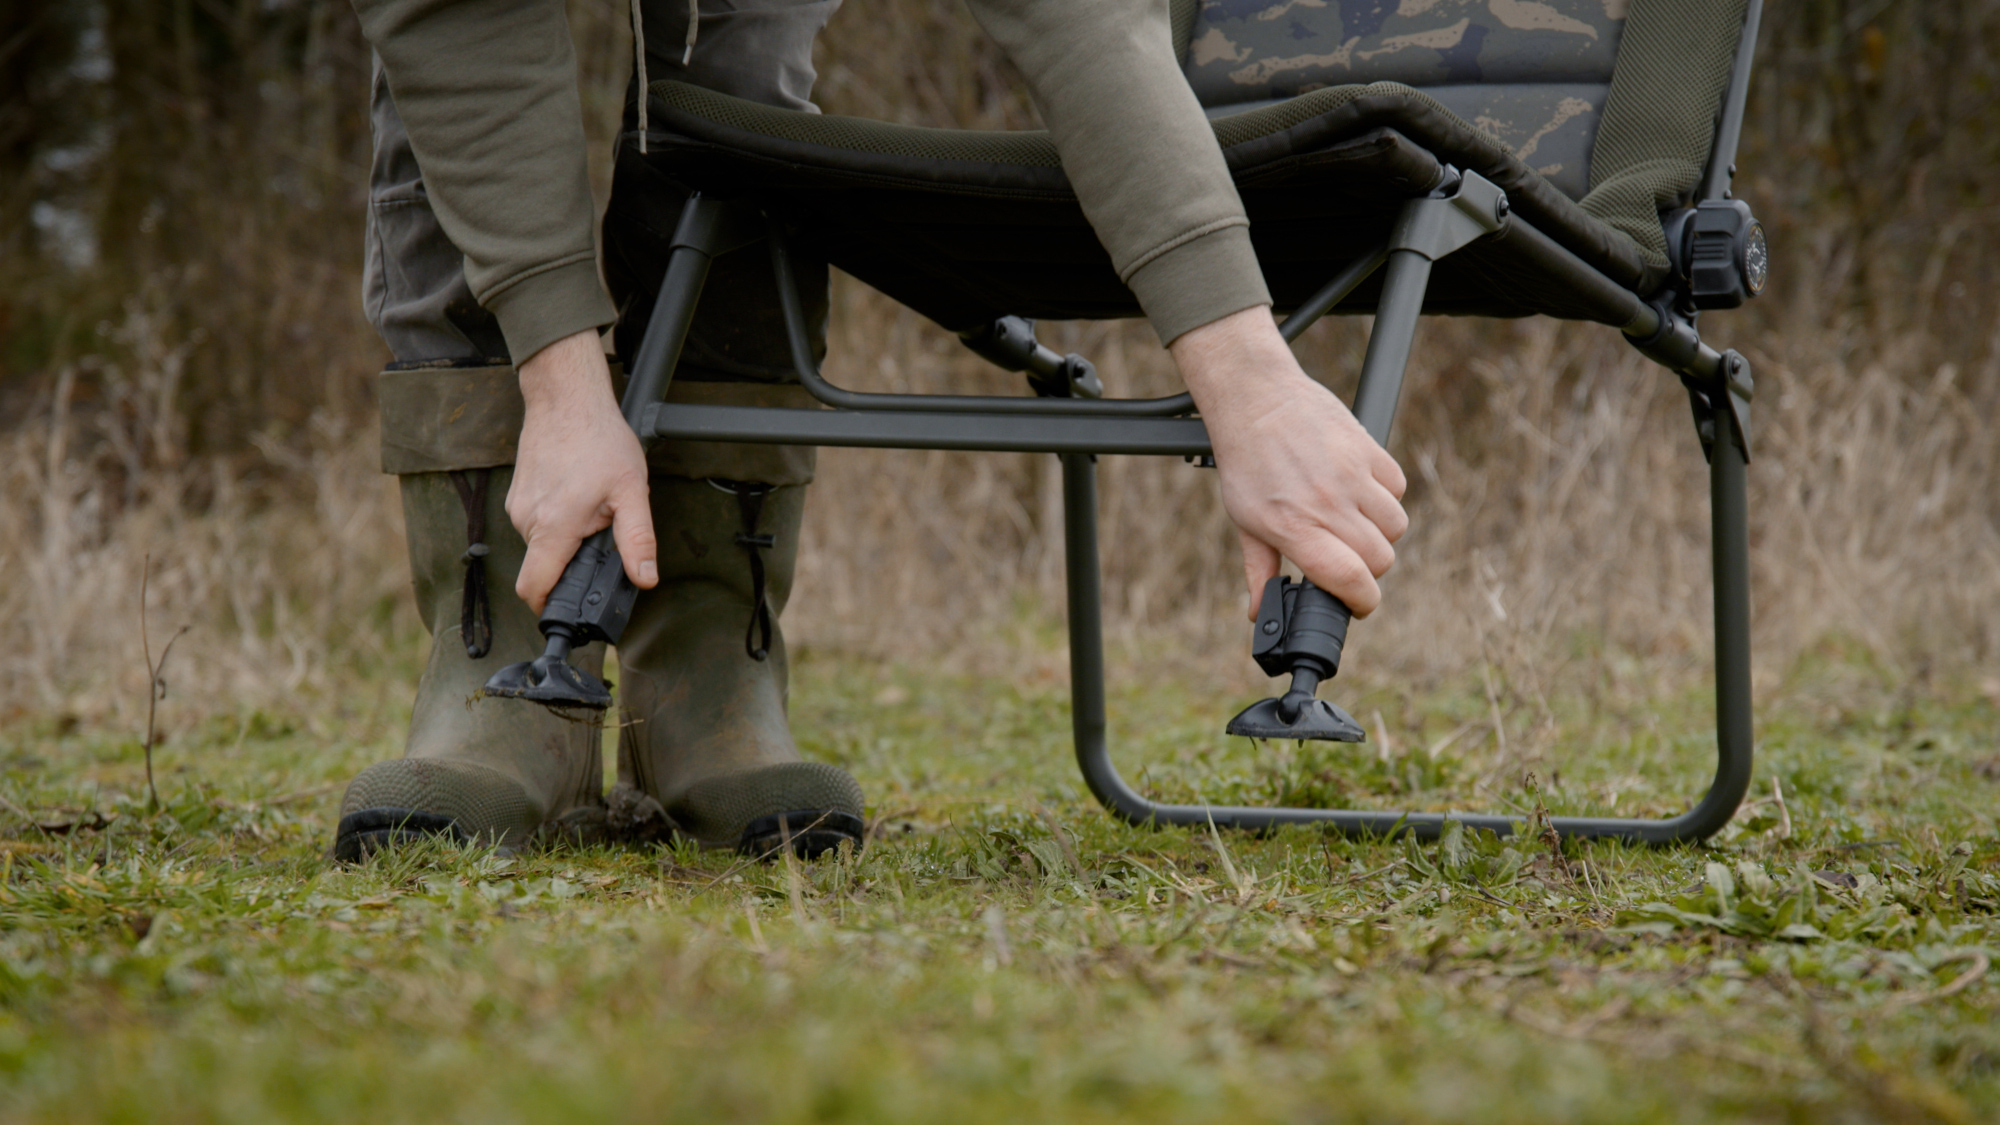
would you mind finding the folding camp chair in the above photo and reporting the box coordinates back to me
[491,0,1769,843]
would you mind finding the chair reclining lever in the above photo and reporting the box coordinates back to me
[959,316,1103,400]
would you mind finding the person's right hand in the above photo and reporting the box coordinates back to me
[506,329,658,614]
[1170,306,1409,619]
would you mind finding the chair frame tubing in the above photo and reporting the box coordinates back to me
[635,0,1769,839]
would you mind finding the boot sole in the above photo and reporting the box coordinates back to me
[333,808,464,863]
[739,809,866,859]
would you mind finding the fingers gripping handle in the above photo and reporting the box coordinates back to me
[1250,577,1352,682]
[481,527,638,711]
[539,528,639,647]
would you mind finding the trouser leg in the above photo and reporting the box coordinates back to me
[361,55,511,366]
[604,0,863,856]
[338,63,601,860]
[347,1,859,857]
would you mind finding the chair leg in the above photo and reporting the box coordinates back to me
[1351,247,1434,443]
[1064,411,1753,842]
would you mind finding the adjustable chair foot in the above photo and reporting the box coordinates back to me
[1225,695,1366,742]
[1225,576,1366,743]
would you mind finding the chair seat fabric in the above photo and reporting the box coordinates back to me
[642,77,1668,333]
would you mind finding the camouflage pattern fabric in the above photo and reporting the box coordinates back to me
[1185,0,1627,199]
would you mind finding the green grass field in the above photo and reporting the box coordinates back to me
[1,644,1996,1124]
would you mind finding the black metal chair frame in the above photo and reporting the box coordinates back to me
[611,7,1764,844]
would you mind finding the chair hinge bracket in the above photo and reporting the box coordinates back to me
[1387,168,1510,261]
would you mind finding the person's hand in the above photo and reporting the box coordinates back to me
[507,329,658,613]
[1171,306,1408,619]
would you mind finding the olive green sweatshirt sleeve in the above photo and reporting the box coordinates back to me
[963,0,1271,344]
[351,0,617,364]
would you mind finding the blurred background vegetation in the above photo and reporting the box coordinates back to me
[0,0,1996,727]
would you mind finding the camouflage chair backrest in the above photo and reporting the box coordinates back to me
[1179,0,1628,201]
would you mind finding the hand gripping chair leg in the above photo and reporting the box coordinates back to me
[1060,370,1756,844]
[1062,175,1756,844]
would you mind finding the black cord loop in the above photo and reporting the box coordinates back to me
[447,469,494,659]
[709,479,777,661]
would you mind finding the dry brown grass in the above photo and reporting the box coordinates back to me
[2,0,1996,739]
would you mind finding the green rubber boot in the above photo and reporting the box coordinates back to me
[335,370,607,861]
[615,476,864,858]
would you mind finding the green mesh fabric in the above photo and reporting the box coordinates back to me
[1210,83,1442,148]
[652,3,1748,283]
[673,762,865,849]
[651,75,1650,293]
[339,759,538,846]
[658,78,1475,170]
[1170,0,1198,61]
[1579,0,1750,266]
[653,82,1061,167]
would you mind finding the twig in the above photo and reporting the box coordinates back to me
[864,806,922,841]
[1479,652,1508,758]
[1772,776,1793,840]
[1884,950,1989,1008]
[1426,720,1480,761]
[139,556,190,814]
[1345,858,1405,885]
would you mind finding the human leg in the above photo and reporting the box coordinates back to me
[601,0,863,857]
[335,61,606,860]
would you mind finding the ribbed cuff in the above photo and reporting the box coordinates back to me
[483,256,619,364]
[1124,225,1272,345]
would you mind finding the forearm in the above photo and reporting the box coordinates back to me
[964,0,1271,344]
[352,0,616,363]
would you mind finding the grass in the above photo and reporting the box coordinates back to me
[0,641,1996,1124]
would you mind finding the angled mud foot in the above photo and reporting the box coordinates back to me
[1226,575,1367,743]
[1225,694,1366,742]
[484,632,614,711]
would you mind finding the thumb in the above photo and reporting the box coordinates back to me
[1238,531,1282,621]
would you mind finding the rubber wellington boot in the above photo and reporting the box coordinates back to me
[335,371,608,861]
[615,476,864,858]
